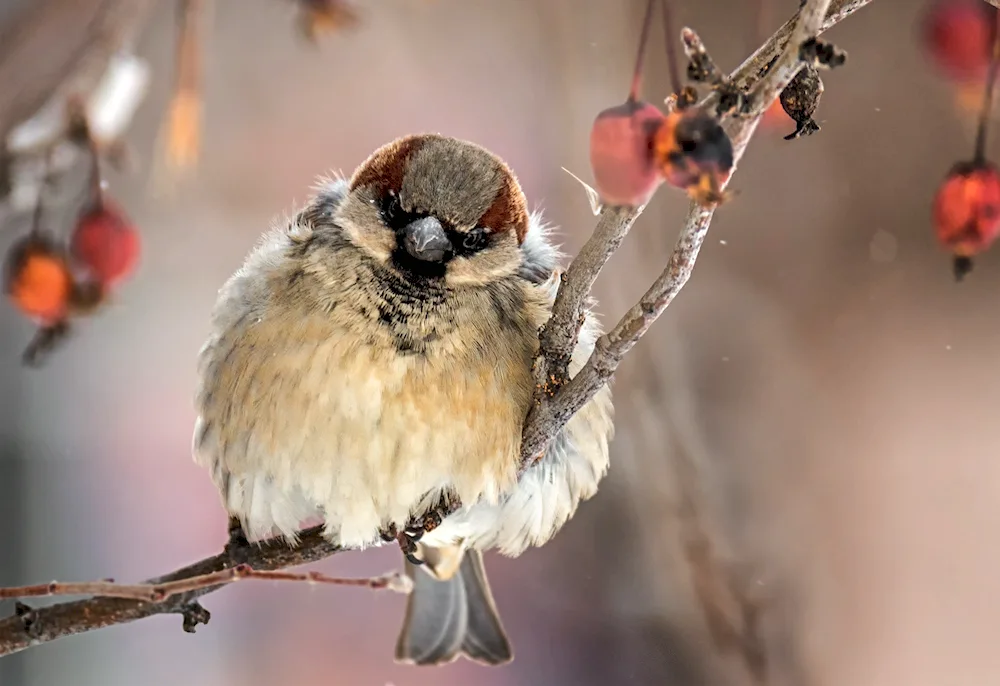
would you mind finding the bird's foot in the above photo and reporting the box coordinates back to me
[224,516,252,564]
[403,509,443,538]
[402,496,455,538]
[396,531,424,567]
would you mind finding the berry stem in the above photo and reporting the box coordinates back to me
[28,147,58,237]
[86,135,103,210]
[628,0,657,103]
[65,99,105,212]
[28,182,44,238]
[659,0,683,98]
[973,6,1000,164]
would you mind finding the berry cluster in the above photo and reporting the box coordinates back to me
[586,0,848,209]
[3,105,140,366]
[925,0,1000,279]
[587,0,735,209]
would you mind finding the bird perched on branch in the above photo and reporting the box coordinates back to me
[192,133,614,666]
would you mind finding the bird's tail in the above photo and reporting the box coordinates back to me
[394,546,513,666]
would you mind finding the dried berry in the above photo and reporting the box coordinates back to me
[780,66,824,140]
[798,38,847,70]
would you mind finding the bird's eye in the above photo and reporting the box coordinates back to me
[380,191,406,227]
[461,228,490,253]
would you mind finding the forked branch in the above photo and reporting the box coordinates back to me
[520,0,873,468]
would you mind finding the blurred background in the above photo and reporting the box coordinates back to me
[3,0,1000,685]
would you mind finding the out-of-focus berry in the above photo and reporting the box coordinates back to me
[70,200,140,288]
[932,160,1000,279]
[922,0,996,82]
[652,108,734,206]
[589,100,666,207]
[4,235,73,324]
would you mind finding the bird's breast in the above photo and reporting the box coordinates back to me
[196,287,538,547]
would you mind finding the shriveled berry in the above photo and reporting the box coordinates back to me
[932,160,1000,280]
[70,200,140,288]
[589,100,666,207]
[780,66,824,140]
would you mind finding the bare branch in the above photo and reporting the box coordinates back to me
[0,526,341,657]
[0,565,409,604]
[520,0,874,469]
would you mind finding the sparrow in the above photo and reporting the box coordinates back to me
[192,133,614,666]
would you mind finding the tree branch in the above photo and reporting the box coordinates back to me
[0,0,875,661]
[520,0,874,469]
[0,526,340,657]
[0,563,409,604]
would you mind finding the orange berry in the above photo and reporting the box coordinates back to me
[653,108,734,205]
[4,235,73,324]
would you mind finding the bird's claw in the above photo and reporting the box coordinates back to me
[396,530,424,566]
[388,499,455,565]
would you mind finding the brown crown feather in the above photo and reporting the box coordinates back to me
[349,134,530,244]
[349,134,428,198]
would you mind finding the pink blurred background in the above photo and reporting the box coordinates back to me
[3,1,1000,685]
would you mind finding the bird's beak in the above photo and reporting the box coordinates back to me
[402,216,452,263]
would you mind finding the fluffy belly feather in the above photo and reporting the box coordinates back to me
[194,309,531,548]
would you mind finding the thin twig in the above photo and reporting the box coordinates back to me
[0,565,410,604]
[659,0,684,98]
[973,6,1000,164]
[520,0,873,469]
[0,525,340,657]
[628,0,657,102]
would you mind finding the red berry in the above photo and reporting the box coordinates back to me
[70,200,140,288]
[922,0,996,82]
[589,100,666,207]
[932,160,1000,279]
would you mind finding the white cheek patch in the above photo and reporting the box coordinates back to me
[445,232,522,286]
[335,197,395,262]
